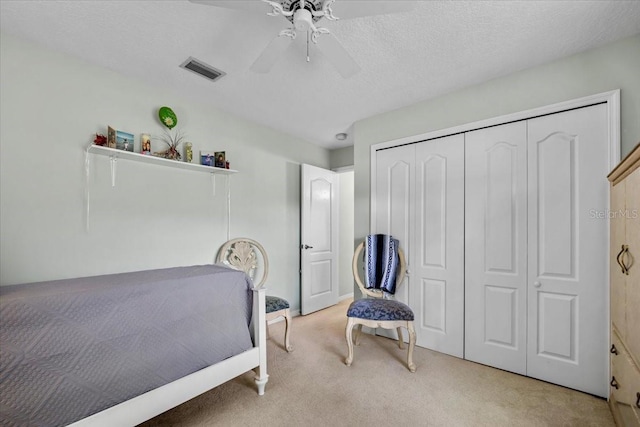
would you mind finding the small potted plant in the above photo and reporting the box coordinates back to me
[154,106,185,161]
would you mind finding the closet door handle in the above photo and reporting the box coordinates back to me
[617,245,628,274]
[610,344,618,355]
[610,376,619,390]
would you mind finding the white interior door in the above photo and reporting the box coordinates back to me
[526,104,609,397]
[412,135,465,357]
[301,164,339,315]
[465,122,528,375]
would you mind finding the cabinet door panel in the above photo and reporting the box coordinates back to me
[611,180,627,337]
[527,104,609,397]
[624,166,640,363]
[465,121,528,375]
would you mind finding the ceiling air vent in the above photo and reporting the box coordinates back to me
[180,57,226,82]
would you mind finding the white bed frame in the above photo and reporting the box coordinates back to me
[69,288,268,427]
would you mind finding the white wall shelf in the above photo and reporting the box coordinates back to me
[87,145,237,175]
[85,144,236,238]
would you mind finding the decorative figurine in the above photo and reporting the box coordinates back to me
[185,142,193,163]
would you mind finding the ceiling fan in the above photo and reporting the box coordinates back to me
[188,0,416,78]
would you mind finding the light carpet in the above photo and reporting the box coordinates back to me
[140,299,614,427]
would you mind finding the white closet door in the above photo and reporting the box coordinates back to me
[465,122,528,375]
[526,104,609,397]
[374,144,414,305]
[412,135,465,357]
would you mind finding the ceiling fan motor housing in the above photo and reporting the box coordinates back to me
[294,8,314,31]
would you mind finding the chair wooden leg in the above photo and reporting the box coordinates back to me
[354,323,363,345]
[284,309,293,352]
[396,327,405,349]
[345,318,355,366]
[407,322,416,373]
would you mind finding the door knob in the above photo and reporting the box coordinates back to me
[302,244,314,250]
[533,281,541,288]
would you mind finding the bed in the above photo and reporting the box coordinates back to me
[0,264,268,427]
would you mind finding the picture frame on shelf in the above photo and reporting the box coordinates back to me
[107,126,116,149]
[116,130,134,152]
[214,151,226,168]
[200,151,215,167]
[141,133,151,155]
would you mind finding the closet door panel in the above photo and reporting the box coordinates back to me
[465,122,528,375]
[527,104,609,397]
[413,134,464,357]
[375,144,414,305]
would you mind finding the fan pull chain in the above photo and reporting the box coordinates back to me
[306,31,310,62]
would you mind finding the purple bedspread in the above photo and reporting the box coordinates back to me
[0,264,254,427]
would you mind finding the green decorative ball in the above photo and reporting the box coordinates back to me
[158,106,177,129]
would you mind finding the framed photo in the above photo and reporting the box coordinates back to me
[214,151,226,168]
[141,133,151,155]
[200,151,215,167]
[116,130,134,152]
[107,126,116,149]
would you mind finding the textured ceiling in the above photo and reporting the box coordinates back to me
[1,0,639,149]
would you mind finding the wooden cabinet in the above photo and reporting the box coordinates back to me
[608,142,640,426]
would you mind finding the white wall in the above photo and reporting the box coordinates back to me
[0,33,330,315]
[353,34,640,247]
[337,170,354,299]
[330,146,354,170]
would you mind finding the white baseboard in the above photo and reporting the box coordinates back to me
[267,296,351,324]
[339,293,354,302]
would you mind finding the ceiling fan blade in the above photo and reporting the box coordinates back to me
[188,0,271,14]
[250,34,293,73]
[317,32,360,78]
[328,0,417,20]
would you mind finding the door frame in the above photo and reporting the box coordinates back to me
[369,89,620,392]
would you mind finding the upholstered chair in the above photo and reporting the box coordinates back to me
[218,238,292,352]
[345,235,415,372]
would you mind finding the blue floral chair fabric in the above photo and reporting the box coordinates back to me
[266,295,290,313]
[218,238,292,352]
[345,239,416,372]
[346,298,414,321]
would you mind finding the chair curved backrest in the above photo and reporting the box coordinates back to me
[352,241,407,299]
[217,238,269,289]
